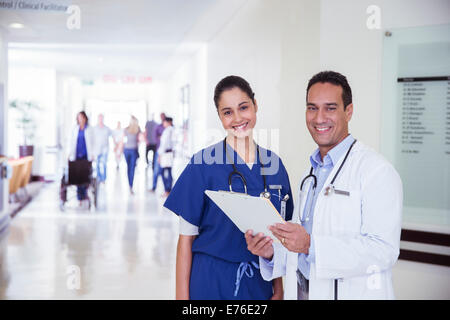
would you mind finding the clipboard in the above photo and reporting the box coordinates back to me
[205,190,285,242]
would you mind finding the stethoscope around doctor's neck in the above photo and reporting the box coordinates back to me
[223,138,272,199]
[300,139,357,199]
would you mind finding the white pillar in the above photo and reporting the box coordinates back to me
[0,31,10,230]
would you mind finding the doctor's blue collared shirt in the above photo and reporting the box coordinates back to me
[297,134,355,280]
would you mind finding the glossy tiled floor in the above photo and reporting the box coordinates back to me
[0,160,182,299]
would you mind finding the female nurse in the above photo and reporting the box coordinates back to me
[164,75,294,300]
[68,111,94,206]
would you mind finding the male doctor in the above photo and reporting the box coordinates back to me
[245,71,403,299]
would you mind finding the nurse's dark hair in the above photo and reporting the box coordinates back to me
[214,75,255,109]
[77,111,89,125]
[306,71,352,110]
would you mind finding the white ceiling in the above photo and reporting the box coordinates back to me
[8,42,201,80]
[0,0,247,79]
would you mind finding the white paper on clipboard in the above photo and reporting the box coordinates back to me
[205,190,285,242]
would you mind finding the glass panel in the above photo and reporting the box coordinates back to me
[381,25,450,232]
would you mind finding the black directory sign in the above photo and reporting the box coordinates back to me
[396,76,450,212]
[398,76,450,155]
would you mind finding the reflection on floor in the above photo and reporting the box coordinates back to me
[0,161,181,299]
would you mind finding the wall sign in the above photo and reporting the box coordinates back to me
[0,0,71,12]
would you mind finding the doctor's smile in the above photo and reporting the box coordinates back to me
[314,126,332,133]
[306,81,354,158]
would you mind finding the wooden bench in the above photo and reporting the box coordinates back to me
[8,156,34,198]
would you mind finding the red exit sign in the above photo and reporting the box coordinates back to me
[102,75,152,84]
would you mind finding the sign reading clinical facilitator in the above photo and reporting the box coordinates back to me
[0,0,71,12]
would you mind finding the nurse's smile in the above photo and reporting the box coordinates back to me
[232,121,249,131]
[217,87,258,140]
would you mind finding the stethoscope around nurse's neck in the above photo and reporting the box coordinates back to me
[299,139,357,221]
[223,138,271,199]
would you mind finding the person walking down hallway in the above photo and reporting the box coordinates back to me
[150,112,166,192]
[144,114,158,169]
[123,115,142,195]
[112,121,124,170]
[93,114,112,183]
[68,111,94,206]
[158,117,175,197]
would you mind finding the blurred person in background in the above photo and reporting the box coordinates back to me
[68,111,94,206]
[150,112,166,192]
[112,121,124,170]
[93,113,112,183]
[158,117,175,197]
[123,115,142,195]
[144,113,158,169]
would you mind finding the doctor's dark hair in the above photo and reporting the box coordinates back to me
[77,111,89,126]
[214,75,255,109]
[306,71,352,109]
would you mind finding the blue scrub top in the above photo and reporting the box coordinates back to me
[76,126,88,160]
[164,140,294,263]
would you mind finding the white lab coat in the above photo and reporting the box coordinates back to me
[158,126,175,168]
[92,125,112,157]
[262,141,403,300]
[68,125,95,161]
[157,126,174,155]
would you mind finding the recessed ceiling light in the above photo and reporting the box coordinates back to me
[9,23,25,29]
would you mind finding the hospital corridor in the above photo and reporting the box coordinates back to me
[0,0,449,303]
[0,162,180,299]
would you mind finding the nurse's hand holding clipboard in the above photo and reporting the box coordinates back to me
[245,230,274,259]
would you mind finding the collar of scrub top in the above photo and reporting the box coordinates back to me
[223,138,270,199]
[300,135,357,193]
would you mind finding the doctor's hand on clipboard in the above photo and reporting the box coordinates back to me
[269,223,311,254]
[245,222,311,258]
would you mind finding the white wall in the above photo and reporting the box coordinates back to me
[163,0,323,194]
[166,0,450,299]
[392,260,450,299]
[319,0,450,300]
[163,45,207,156]
[61,75,83,162]
[205,0,321,194]
[163,0,322,202]
[319,0,450,151]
